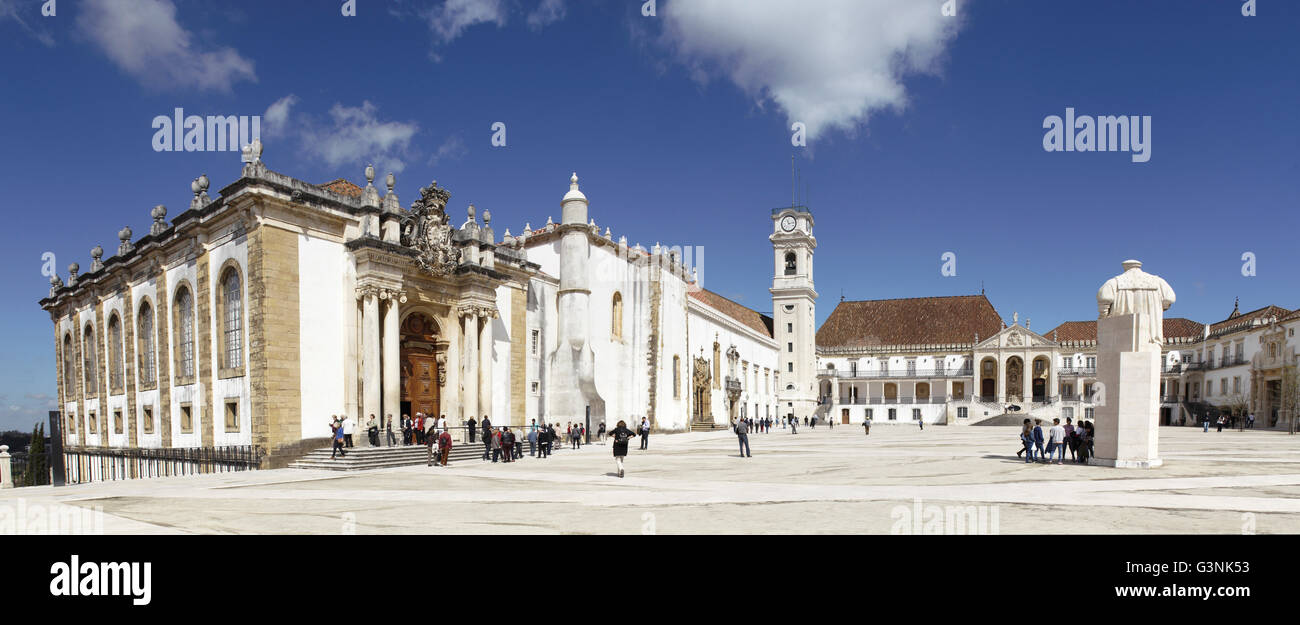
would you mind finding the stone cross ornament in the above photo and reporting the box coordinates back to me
[1096,260,1176,350]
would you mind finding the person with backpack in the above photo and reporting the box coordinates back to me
[1017,419,1033,462]
[330,417,347,459]
[501,427,516,463]
[437,428,452,467]
[607,420,637,478]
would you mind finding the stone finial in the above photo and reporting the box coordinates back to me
[49,274,63,297]
[386,172,395,194]
[190,174,212,210]
[67,262,79,287]
[523,222,532,235]
[604,227,612,240]
[118,226,134,256]
[482,209,492,225]
[467,204,476,221]
[150,204,169,236]
[571,172,579,189]
[365,164,376,186]
[241,139,265,178]
[90,245,104,272]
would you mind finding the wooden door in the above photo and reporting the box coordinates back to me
[404,354,440,417]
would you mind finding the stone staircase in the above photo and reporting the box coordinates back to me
[288,440,569,471]
[689,421,730,432]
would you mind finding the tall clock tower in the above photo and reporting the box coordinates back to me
[771,206,818,423]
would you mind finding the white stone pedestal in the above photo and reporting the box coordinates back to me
[1090,315,1162,468]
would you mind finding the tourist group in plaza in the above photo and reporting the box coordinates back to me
[1017,417,1095,465]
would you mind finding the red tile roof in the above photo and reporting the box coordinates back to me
[688,289,773,338]
[1045,318,1204,343]
[816,295,1003,349]
[318,178,363,198]
[1208,305,1292,337]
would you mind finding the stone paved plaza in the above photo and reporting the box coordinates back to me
[5,425,1300,534]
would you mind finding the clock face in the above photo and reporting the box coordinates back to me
[781,216,796,232]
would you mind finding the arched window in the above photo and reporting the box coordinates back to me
[611,292,623,341]
[221,267,244,371]
[673,355,681,399]
[174,286,195,380]
[108,313,124,392]
[784,252,797,276]
[82,324,97,394]
[62,333,75,397]
[137,301,156,386]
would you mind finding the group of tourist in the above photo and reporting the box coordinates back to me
[1017,417,1094,464]
[1204,412,1255,432]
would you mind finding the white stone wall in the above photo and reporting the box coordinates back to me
[298,234,346,439]
[206,236,251,447]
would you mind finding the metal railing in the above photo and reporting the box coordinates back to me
[819,366,974,379]
[1056,367,1097,377]
[61,445,262,485]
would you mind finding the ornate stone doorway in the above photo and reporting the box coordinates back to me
[1006,357,1024,402]
[400,312,446,418]
[692,356,713,423]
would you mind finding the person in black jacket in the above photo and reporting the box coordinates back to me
[467,417,477,443]
[608,420,637,478]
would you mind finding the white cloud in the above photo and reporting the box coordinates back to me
[660,0,963,139]
[264,96,420,175]
[0,0,55,46]
[428,134,468,167]
[526,0,566,30]
[424,0,508,47]
[417,0,567,59]
[76,0,256,92]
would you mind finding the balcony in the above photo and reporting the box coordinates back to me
[1056,367,1097,377]
[817,366,974,380]
[830,395,951,406]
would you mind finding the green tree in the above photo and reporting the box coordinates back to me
[24,423,47,486]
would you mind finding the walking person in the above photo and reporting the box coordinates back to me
[917,416,924,431]
[491,428,503,463]
[385,414,397,447]
[608,420,637,478]
[437,427,452,467]
[790,416,798,435]
[1018,419,1033,462]
[426,421,439,467]
[1032,419,1046,463]
[1216,415,1225,433]
[527,427,537,457]
[639,418,650,450]
[330,418,347,459]
[735,416,752,458]
[862,417,871,436]
[597,421,607,445]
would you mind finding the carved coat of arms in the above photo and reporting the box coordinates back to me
[401,182,461,276]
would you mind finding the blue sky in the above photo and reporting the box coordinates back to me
[0,0,1296,430]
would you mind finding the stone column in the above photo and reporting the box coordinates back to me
[1022,357,1032,403]
[362,290,381,426]
[479,312,493,421]
[381,292,402,446]
[996,358,1006,403]
[462,310,479,424]
[0,445,12,489]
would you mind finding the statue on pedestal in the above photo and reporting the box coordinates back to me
[1097,260,1176,350]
